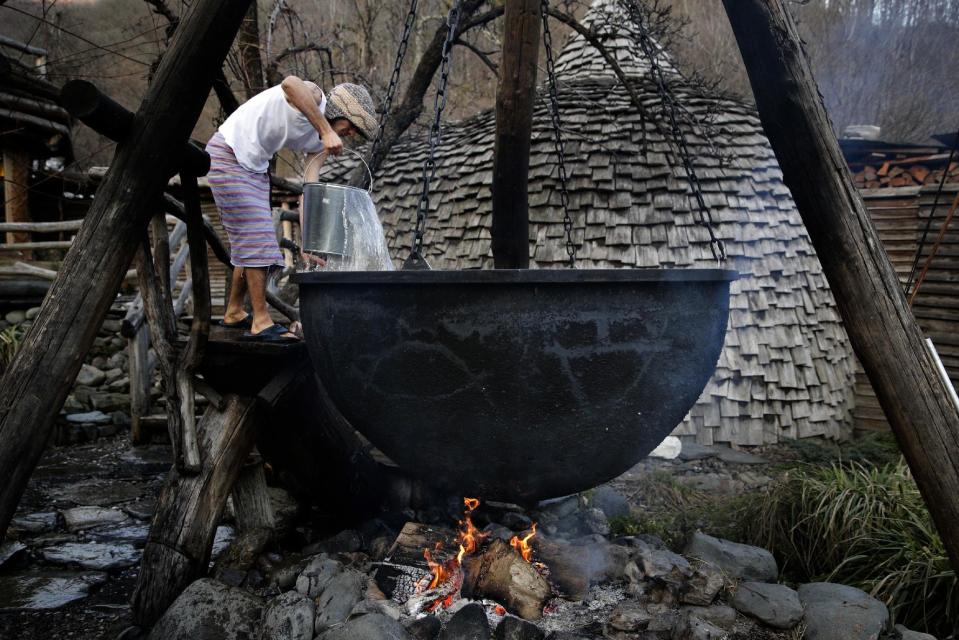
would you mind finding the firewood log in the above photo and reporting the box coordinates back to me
[461,538,551,620]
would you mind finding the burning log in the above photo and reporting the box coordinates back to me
[461,538,551,620]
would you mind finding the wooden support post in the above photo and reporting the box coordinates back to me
[490,0,541,269]
[128,323,153,444]
[0,0,253,540]
[232,460,275,532]
[132,394,260,626]
[3,146,31,258]
[722,0,959,572]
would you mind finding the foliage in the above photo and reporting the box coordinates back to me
[0,324,25,375]
[742,460,957,636]
[780,431,901,467]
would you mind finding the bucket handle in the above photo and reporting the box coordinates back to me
[304,148,374,193]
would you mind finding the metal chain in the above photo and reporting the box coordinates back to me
[626,1,726,263]
[541,0,577,268]
[368,0,419,174]
[408,0,463,264]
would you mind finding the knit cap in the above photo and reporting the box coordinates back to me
[325,83,379,140]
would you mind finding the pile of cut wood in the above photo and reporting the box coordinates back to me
[853,159,959,189]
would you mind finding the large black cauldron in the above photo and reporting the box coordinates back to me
[294,269,735,503]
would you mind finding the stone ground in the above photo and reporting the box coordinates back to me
[0,428,906,640]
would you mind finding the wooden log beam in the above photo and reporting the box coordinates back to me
[722,0,959,571]
[490,0,540,269]
[0,0,253,540]
[132,394,260,626]
[60,80,210,178]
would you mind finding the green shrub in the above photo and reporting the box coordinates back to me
[744,459,957,635]
[0,324,25,374]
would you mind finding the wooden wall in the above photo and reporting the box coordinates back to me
[854,184,959,433]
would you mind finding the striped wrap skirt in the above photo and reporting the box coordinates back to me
[205,131,284,268]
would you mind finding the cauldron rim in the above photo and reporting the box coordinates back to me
[293,267,738,285]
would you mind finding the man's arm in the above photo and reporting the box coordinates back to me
[281,75,344,155]
[298,151,329,268]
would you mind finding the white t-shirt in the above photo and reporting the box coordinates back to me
[219,84,328,173]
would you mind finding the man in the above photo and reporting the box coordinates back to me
[205,77,378,341]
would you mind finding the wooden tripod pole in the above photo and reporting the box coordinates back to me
[722,0,959,572]
[0,0,252,540]
[490,0,542,269]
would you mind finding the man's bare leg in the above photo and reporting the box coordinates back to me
[245,267,296,337]
[223,267,249,323]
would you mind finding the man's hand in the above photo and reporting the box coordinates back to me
[322,130,344,155]
[301,251,327,268]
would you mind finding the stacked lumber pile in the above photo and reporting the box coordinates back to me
[853,159,959,189]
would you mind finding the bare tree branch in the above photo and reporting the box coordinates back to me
[455,39,498,76]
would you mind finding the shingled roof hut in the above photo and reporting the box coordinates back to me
[351,0,857,446]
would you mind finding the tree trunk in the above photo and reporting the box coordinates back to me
[0,0,252,541]
[237,2,265,98]
[490,0,540,269]
[3,146,31,257]
[722,0,959,572]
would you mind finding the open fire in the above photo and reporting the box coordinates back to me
[414,497,539,614]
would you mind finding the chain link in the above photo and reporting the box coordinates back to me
[541,0,577,268]
[368,0,419,175]
[625,1,726,263]
[409,0,463,264]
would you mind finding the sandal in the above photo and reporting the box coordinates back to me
[240,324,299,343]
[216,314,253,329]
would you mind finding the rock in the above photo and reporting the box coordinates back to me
[61,506,129,531]
[494,616,545,640]
[25,307,40,320]
[798,582,888,640]
[589,485,630,520]
[0,542,27,569]
[108,376,130,391]
[261,590,315,640]
[295,555,342,597]
[10,511,58,533]
[680,605,737,631]
[483,523,516,542]
[545,633,592,640]
[583,508,610,535]
[86,522,150,546]
[147,578,263,640]
[42,542,141,570]
[672,612,728,640]
[639,548,693,587]
[501,511,533,531]
[314,568,365,633]
[684,532,777,582]
[103,367,124,382]
[65,410,112,425]
[123,499,156,521]
[62,396,84,413]
[112,410,131,426]
[731,581,803,629]
[681,561,724,606]
[76,364,107,387]
[607,602,652,632]
[303,529,362,555]
[4,310,26,324]
[319,613,412,640]
[894,624,937,640]
[211,525,235,559]
[0,572,108,611]
[650,435,683,459]
[439,603,491,640]
[89,391,130,412]
[716,447,766,465]
[535,495,581,519]
[406,615,442,640]
[101,318,123,334]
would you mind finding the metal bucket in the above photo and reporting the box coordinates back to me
[300,149,375,258]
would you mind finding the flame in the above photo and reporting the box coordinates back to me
[510,522,537,562]
[418,497,489,609]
